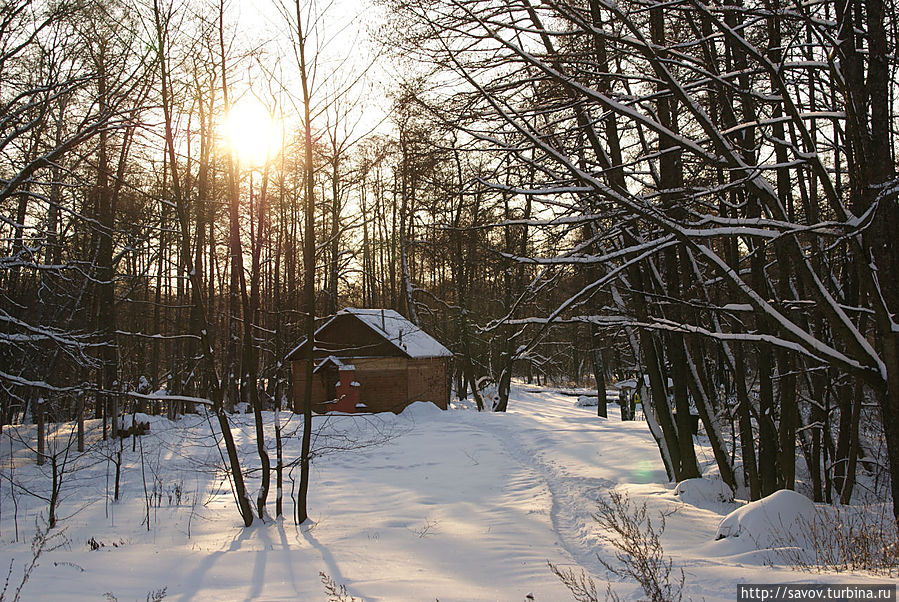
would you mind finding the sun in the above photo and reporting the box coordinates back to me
[224,97,281,167]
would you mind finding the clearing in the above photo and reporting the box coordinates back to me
[0,385,888,601]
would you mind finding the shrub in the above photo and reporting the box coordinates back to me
[772,503,898,576]
[320,572,361,602]
[550,490,686,602]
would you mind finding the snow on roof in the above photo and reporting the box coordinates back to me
[286,308,454,360]
[313,355,345,373]
[341,308,452,358]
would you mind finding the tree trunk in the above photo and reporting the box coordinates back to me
[733,347,761,499]
[293,0,317,525]
[591,324,607,418]
[155,0,253,526]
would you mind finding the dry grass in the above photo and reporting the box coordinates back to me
[771,503,898,576]
[320,571,361,602]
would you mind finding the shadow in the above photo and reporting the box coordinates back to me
[301,521,368,601]
[177,525,252,602]
[244,522,269,601]
[275,517,300,595]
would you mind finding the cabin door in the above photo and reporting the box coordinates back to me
[323,365,339,405]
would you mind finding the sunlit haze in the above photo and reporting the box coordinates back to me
[225,97,282,167]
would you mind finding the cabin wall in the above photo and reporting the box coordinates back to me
[292,357,409,414]
[407,357,449,410]
[292,355,450,413]
[350,357,409,413]
[291,362,330,414]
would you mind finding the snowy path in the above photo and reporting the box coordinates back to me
[483,389,642,578]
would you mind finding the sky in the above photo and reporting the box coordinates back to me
[226,0,392,134]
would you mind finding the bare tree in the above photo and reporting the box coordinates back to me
[382,0,899,516]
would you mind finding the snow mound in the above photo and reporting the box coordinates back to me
[116,413,150,432]
[450,397,480,411]
[674,477,734,506]
[574,395,598,407]
[401,401,443,419]
[715,489,817,548]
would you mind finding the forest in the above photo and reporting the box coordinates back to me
[0,0,897,544]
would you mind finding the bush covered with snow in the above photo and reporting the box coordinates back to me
[674,477,734,506]
[400,400,442,419]
[715,489,817,548]
[574,395,598,407]
[116,412,151,436]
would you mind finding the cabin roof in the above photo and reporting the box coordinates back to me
[313,355,357,373]
[287,308,452,360]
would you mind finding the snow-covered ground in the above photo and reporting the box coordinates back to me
[0,385,891,601]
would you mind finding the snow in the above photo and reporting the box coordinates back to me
[340,308,452,358]
[617,377,641,389]
[400,400,443,419]
[288,308,452,360]
[0,385,888,601]
[574,394,598,407]
[313,355,347,372]
[674,477,734,509]
[115,412,151,432]
[714,489,818,549]
[616,375,673,389]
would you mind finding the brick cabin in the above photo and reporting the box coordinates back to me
[287,308,452,414]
